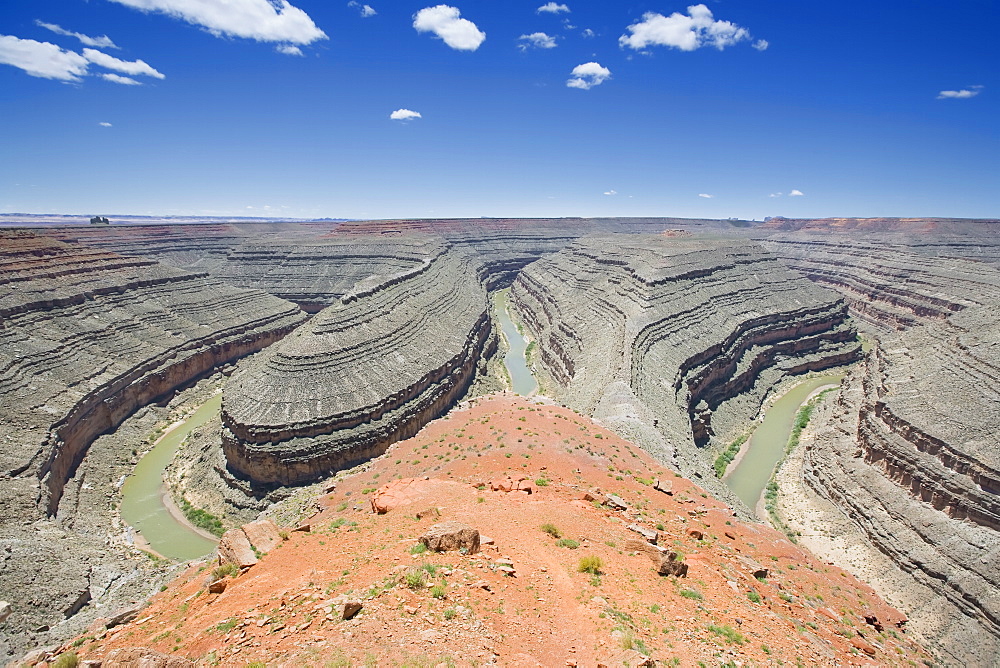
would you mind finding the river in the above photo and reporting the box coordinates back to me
[493,289,538,396]
[724,374,844,512]
[120,394,222,561]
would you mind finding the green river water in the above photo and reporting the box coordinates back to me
[724,374,844,512]
[120,394,222,561]
[494,289,538,396]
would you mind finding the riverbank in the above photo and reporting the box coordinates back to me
[773,404,917,619]
[723,374,845,512]
[493,289,538,396]
[119,393,222,561]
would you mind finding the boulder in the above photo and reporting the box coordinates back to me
[626,523,658,543]
[327,595,362,620]
[490,475,533,494]
[208,579,227,594]
[604,494,628,511]
[241,518,282,554]
[653,478,674,495]
[626,539,688,577]
[0,600,10,623]
[420,521,481,554]
[218,527,257,569]
[103,647,196,667]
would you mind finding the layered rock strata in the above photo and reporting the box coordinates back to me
[221,245,496,486]
[760,236,1000,331]
[0,231,304,658]
[509,235,859,489]
[801,305,1000,666]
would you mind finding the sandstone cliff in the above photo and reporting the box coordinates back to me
[509,235,859,493]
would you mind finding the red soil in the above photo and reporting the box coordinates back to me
[54,395,929,667]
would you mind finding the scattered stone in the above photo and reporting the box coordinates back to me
[327,595,363,620]
[0,601,11,623]
[106,605,142,629]
[103,647,196,667]
[416,507,441,520]
[420,521,481,554]
[490,475,533,494]
[626,523,658,543]
[292,524,311,533]
[241,519,282,554]
[687,529,704,540]
[218,527,258,569]
[626,539,688,577]
[208,579,227,594]
[604,494,629,511]
[653,478,673,495]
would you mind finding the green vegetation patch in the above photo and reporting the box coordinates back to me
[713,432,750,478]
[179,498,224,537]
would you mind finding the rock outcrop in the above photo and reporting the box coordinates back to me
[760,235,1000,331]
[510,235,859,489]
[221,244,497,486]
[801,305,1000,666]
[0,231,304,660]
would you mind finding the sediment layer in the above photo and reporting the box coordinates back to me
[0,231,305,658]
[760,236,1000,331]
[509,235,859,489]
[803,306,1000,665]
[221,244,496,486]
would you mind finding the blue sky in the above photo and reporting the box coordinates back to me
[1,1,997,220]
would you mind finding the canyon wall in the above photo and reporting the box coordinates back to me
[757,231,1000,665]
[509,235,859,493]
[0,231,305,658]
[220,240,497,486]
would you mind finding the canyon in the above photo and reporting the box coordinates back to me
[0,216,997,666]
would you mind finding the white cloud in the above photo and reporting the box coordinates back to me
[102,73,141,85]
[619,4,755,52]
[698,193,713,198]
[413,5,485,51]
[604,189,617,196]
[789,189,804,196]
[769,192,782,198]
[0,35,89,81]
[390,108,422,120]
[566,61,610,89]
[107,0,327,45]
[35,21,118,49]
[83,48,165,78]
[276,44,303,56]
[752,39,768,51]
[937,86,982,99]
[518,32,556,51]
[348,1,376,17]
[99,121,113,127]
[537,3,570,14]
[581,28,595,38]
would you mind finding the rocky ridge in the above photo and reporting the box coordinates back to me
[220,242,497,487]
[45,396,930,668]
[510,235,859,495]
[0,231,305,660]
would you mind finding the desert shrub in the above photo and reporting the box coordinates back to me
[51,653,79,668]
[679,588,703,600]
[430,584,446,599]
[556,538,580,549]
[707,623,746,645]
[540,523,562,538]
[404,568,427,589]
[578,555,603,574]
[212,562,238,580]
[409,542,428,555]
[747,591,762,604]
